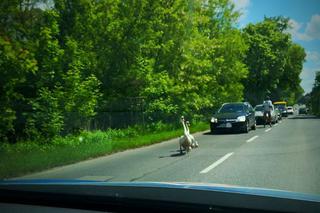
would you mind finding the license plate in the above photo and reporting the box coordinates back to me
[218,123,232,128]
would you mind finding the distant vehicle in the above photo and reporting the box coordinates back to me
[299,107,308,114]
[274,107,282,120]
[210,102,256,133]
[254,104,278,125]
[274,101,288,117]
[287,106,294,115]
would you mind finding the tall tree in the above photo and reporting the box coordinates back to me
[0,0,40,142]
[243,17,305,105]
[310,71,320,116]
[277,43,305,105]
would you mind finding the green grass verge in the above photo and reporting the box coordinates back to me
[0,122,208,179]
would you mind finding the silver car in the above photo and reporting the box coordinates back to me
[254,104,278,125]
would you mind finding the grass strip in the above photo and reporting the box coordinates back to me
[0,122,208,179]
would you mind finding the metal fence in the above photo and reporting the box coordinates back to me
[89,111,146,130]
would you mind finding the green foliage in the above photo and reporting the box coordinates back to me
[27,87,64,139]
[23,11,101,140]
[243,17,305,105]
[0,31,37,142]
[310,72,320,116]
[280,44,305,105]
[0,121,208,178]
[138,0,248,119]
[0,0,305,144]
[60,38,101,134]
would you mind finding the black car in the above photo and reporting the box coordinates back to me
[210,102,256,133]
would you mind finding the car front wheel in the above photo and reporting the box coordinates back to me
[243,121,249,133]
[252,121,256,130]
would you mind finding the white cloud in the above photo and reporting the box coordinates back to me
[306,51,320,63]
[231,0,251,21]
[287,19,311,41]
[232,0,250,11]
[300,67,319,93]
[305,14,320,40]
[287,14,320,41]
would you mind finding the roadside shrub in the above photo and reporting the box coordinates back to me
[80,131,109,144]
[105,127,138,139]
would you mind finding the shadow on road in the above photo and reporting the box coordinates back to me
[288,115,319,120]
[203,131,242,135]
[170,152,186,157]
[203,132,213,135]
[170,150,181,153]
[159,150,186,158]
[256,125,267,129]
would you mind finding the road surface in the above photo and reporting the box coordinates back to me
[20,115,320,196]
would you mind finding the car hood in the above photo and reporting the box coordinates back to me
[1,180,319,212]
[214,112,245,119]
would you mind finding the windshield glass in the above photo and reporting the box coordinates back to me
[1,0,320,201]
[254,105,263,111]
[274,104,286,110]
[219,104,244,113]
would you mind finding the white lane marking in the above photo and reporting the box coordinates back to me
[274,123,278,127]
[246,135,259,143]
[200,152,234,174]
[265,128,272,132]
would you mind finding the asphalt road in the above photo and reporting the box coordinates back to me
[20,114,320,196]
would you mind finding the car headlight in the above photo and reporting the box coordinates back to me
[211,117,218,123]
[236,116,246,122]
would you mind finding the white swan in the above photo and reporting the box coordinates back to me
[185,121,199,148]
[179,116,192,153]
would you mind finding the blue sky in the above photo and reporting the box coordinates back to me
[232,0,320,94]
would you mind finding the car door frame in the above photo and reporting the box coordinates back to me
[248,104,255,127]
[244,103,254,127]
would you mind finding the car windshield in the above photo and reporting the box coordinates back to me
[254,105,263,111]
[219,104,244,113]
[1,0,320,205]
[275,104,286,110]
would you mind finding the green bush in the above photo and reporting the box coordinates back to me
[0,122,208,178]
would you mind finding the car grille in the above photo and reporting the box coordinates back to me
[218,118,237,123]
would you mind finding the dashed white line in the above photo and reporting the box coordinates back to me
[200,152,234,174]
[265,128,272,132]
[246,135,259,143]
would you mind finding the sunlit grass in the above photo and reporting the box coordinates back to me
[0,122,208,179]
